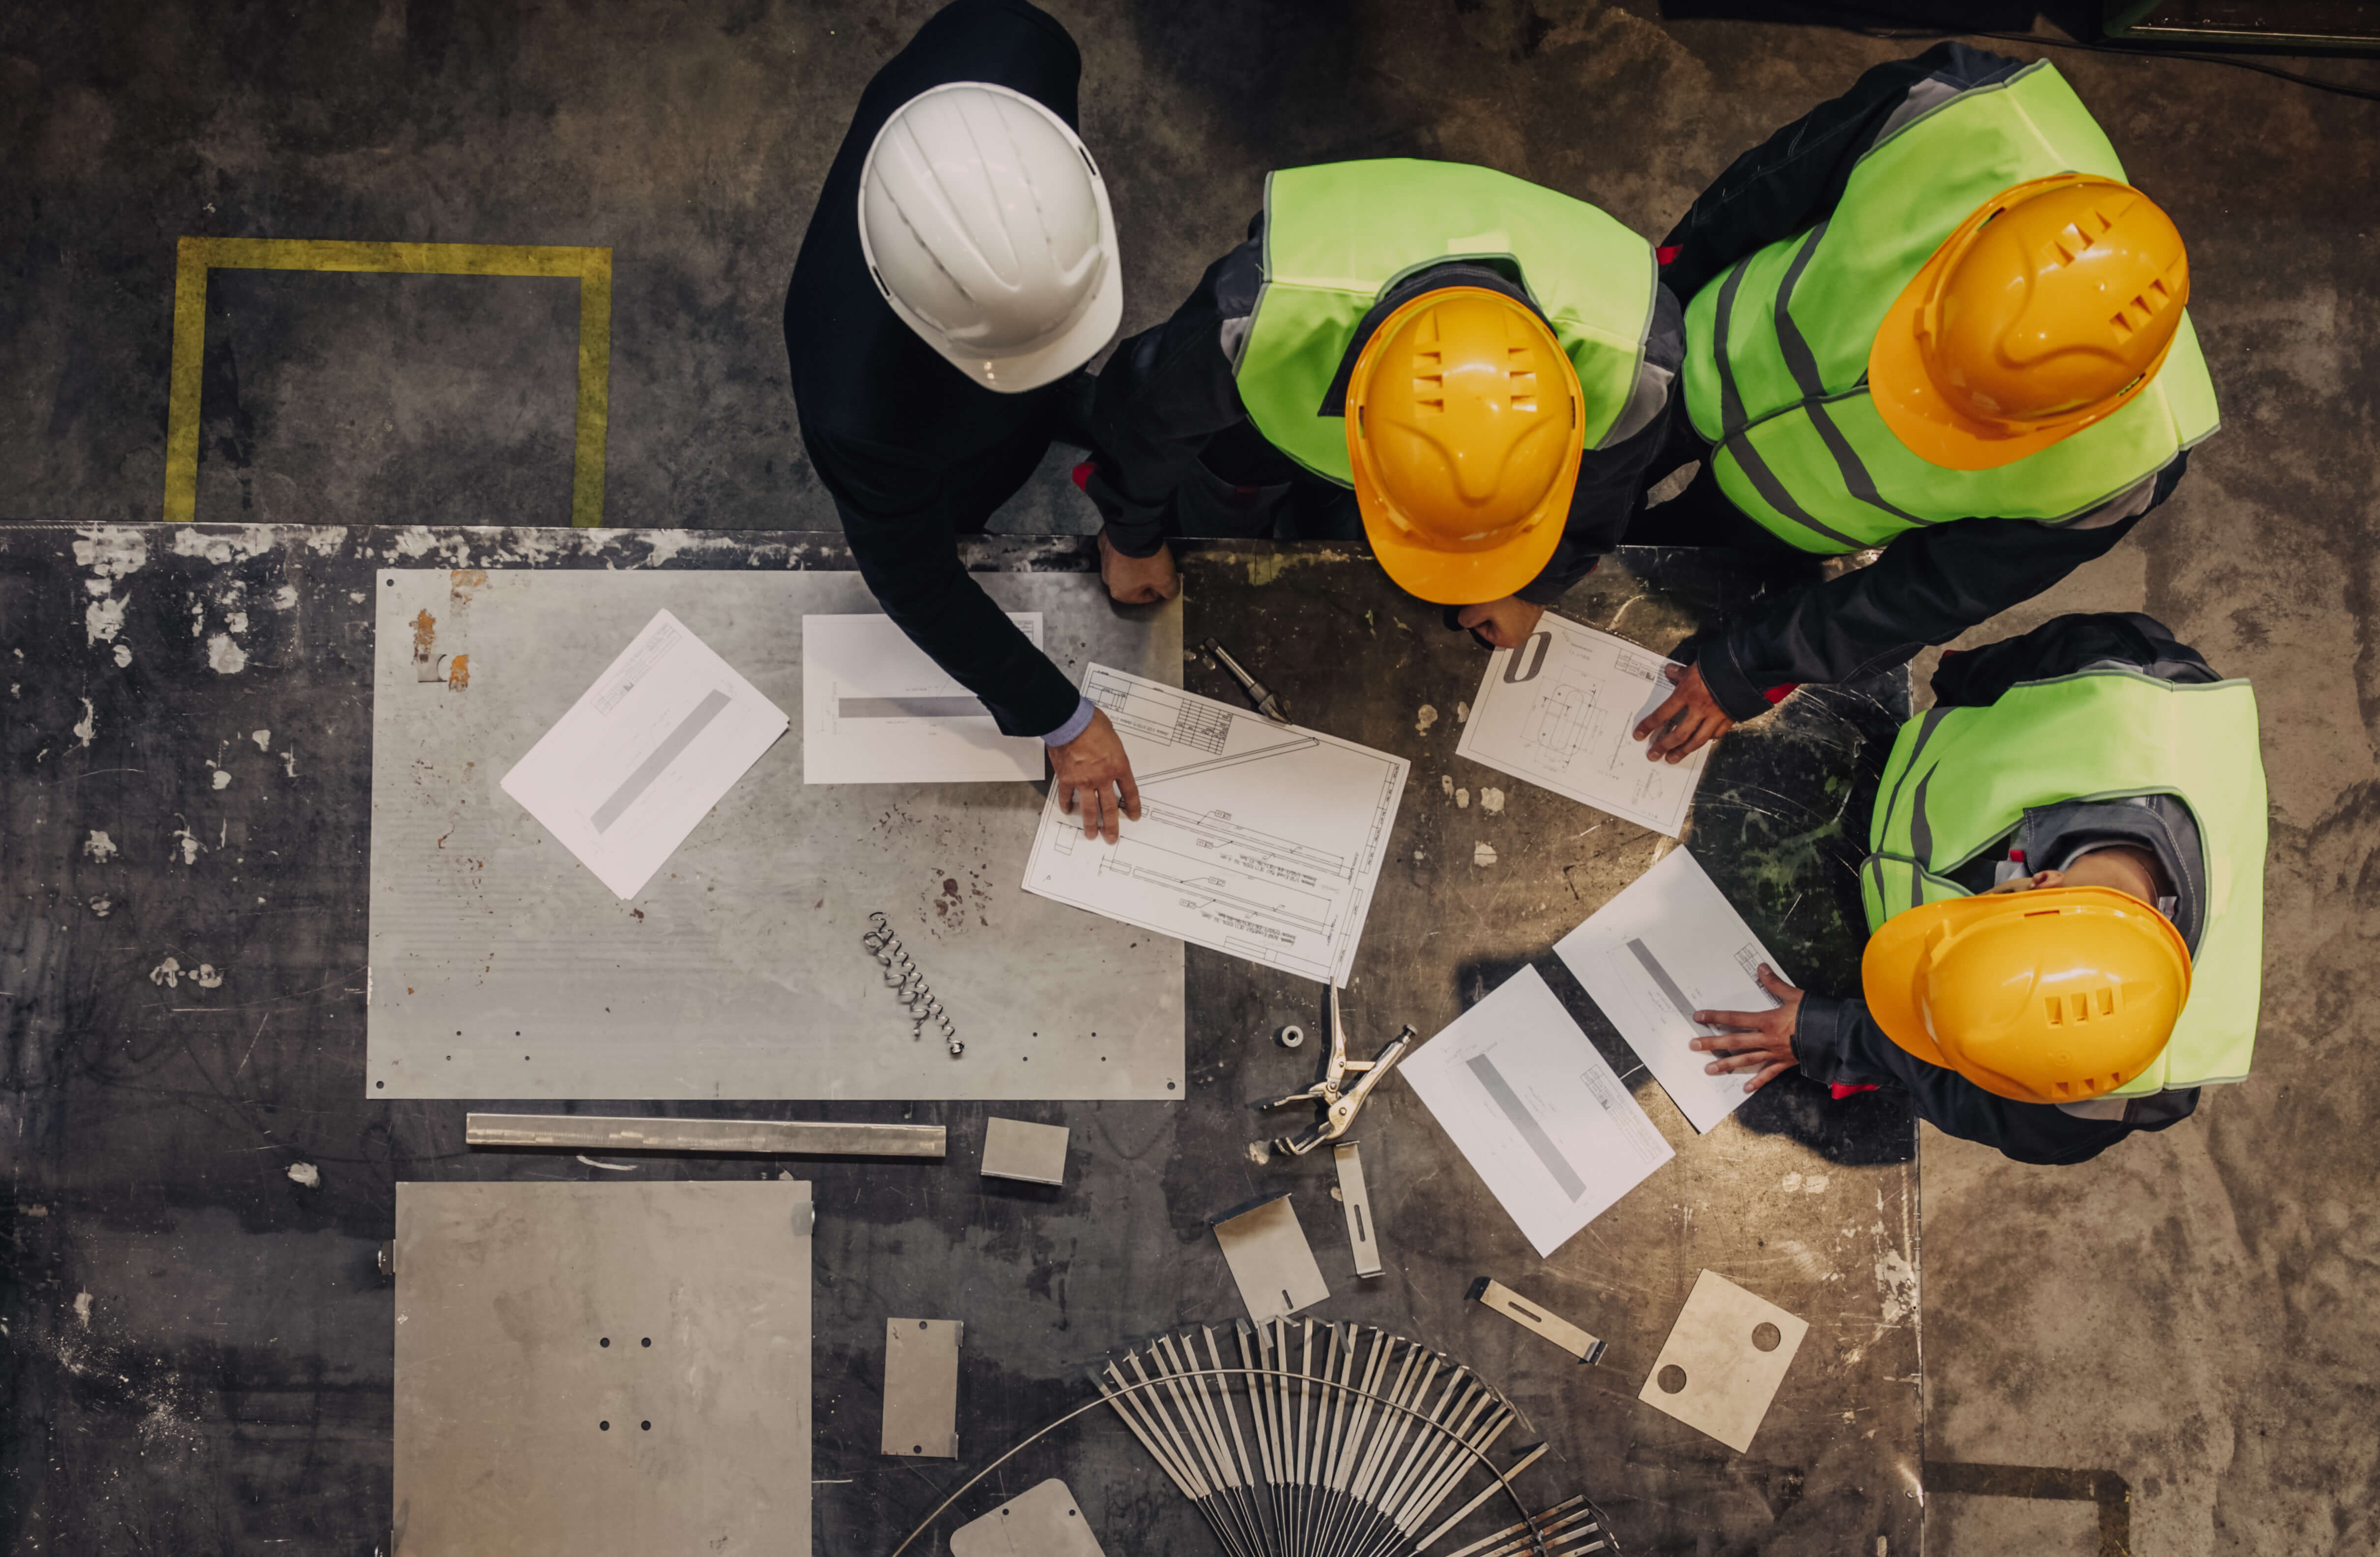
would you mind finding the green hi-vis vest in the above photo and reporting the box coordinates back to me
[1236,159,1657,485]
[1681,62,2222,554]
[1860,671,2266,1095]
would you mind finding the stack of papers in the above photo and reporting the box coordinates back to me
[801,614,1046,784]
[500,610,789,899]
[1554,847,1794,1134]
[1455,614,1709,837]
[1401,967,1673,1257]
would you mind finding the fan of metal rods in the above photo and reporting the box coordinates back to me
[1093,1319,1613,1557]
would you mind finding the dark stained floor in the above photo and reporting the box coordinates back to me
[4,2,2378,1552]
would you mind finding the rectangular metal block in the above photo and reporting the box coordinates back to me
[948,1478,1108,1557]
[1638,1269,1809,1452]
[368,569,1183,1100]
[1333,1142,1382,1278]
[1469,1276,1606,1364]
[1212,1194,1329,1323]
[980,1117,1069,1185]
[393,1180,812,1556]
[466,1112,944,1158]
[882,1318,963,1459]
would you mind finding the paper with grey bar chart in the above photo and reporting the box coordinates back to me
[499,608,789,898]
[1021,665,1408,985]
[802,613,1048,784]
[1401,966,1672,1258]
[1553,846,1793,1134]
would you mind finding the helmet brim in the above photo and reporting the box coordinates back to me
[1869,182,2179,473]
[1353,455,1571,606]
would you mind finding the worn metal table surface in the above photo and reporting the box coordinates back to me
[0,525,1919,1556]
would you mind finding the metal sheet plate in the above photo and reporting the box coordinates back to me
[367,569,1183,1098]
[948,1478,1108,1557]
[392,1180,813,1556]
[1638,1268,1810,1453]
[980,1117,1070,1185]
[881,1317,962,1458]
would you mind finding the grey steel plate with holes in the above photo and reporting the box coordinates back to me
[367,569,1183,1099]
[1638,1268,1811,1453]
[881,1318,963,1458]
[980,1117,1070,1185]
[465,1112,945,1157]
[948,1478,1108,1557]
[392,1180,812,1556]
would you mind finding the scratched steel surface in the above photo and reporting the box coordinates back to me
[365,567,1184,1101]
[0,525,1917,1556]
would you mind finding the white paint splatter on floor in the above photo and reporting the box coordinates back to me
[83,830,117,861]
[1415,705,1439,736]
[206,633,246,674]
[1456,701,1470,723]
[73,1292,93,1328]
[1479,787,1504,815]
[1440,774,1453,796]
[211,769,231,790]
[72,698,96,747]
[194,964,222,989]
[1456,788,1469,808]
[86,595,126,646]
[287,1163,321,1189]
[1472,842,1498,866]
[112,643,132,667]
[148,957,182,988]
[251,729,271,751]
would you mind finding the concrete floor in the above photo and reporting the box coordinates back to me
[4,0,2377,1550]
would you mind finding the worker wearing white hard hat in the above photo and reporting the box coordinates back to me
[786,0,1144,842]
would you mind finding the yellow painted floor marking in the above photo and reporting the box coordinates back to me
[163,237,614,528]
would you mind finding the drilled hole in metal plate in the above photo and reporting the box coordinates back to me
[641,1421,651,1431]
[917,1321,928,1330]
[912,1444,923,1454]
[600,1420,611,1431]
[641,1337,650,1347]
[1751,1322,1782,1352]
[600,1337,610,1348]
[1657,1364,1687,1395]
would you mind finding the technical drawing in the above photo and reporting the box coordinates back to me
[1025,667,1409,984]
[1523,682,1600,765]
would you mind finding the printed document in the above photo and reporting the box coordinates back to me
[1021,665,1408,985]
[1454,614,1707,837]
[802,613,1046,784]
[1401,966,1673,1257]
[1553,847,1792,1133]
[500,610,788,898]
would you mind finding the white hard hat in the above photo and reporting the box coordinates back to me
[857,81,1122,393]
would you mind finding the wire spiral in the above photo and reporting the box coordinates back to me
[864,911,962,1057]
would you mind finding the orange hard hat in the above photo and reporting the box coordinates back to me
[1344,288,1583,604]
[1870,174,2191,471]
[1861,885,2192,1104]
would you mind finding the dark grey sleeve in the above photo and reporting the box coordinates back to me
[1083,222,1265,558]
[1518,285,1685,604]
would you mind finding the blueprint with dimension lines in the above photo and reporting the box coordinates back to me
[1455,613,1707,837]
[1021,665,1409,985]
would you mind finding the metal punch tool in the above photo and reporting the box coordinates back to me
[1202,636,1291,725]
[1261,984,1414,1155]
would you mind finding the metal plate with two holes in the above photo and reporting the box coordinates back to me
[367,570,1183,1100]
[949,1478,1108,1557]
[881,1318,963,1459]
[392,1181,812,1556]
[1638,1268,1810,1452]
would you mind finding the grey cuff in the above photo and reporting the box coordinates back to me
[1791,995,1852,1084]
[1041,696,1098,748]
[1686,631,1775,723]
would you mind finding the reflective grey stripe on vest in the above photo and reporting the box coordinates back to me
[1709,259,1868,550]
[1769,221,1936,532]
[1907,765,1939,910]
[1877,706,1954,910]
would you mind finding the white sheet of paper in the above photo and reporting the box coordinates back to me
[1454,614,1708,837]
[1553,847,1792,1134]
[1021,665,1408,985]
[1401,966,1673,1258]
[499,610,789,899]
[802,613,1046,784]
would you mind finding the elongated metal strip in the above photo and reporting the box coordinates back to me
[1412,1443,1550,1554]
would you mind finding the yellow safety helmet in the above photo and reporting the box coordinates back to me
[1870,173,2191,471]
[1861,886,2192,1104]
[1344,288,1584,605]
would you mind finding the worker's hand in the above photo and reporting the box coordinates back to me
[1050,707,1141,844]
[1633,662,1734,763]
[1099,530,1180,606]
[1690,964,1803,1094]
[1455,597,1546,649]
